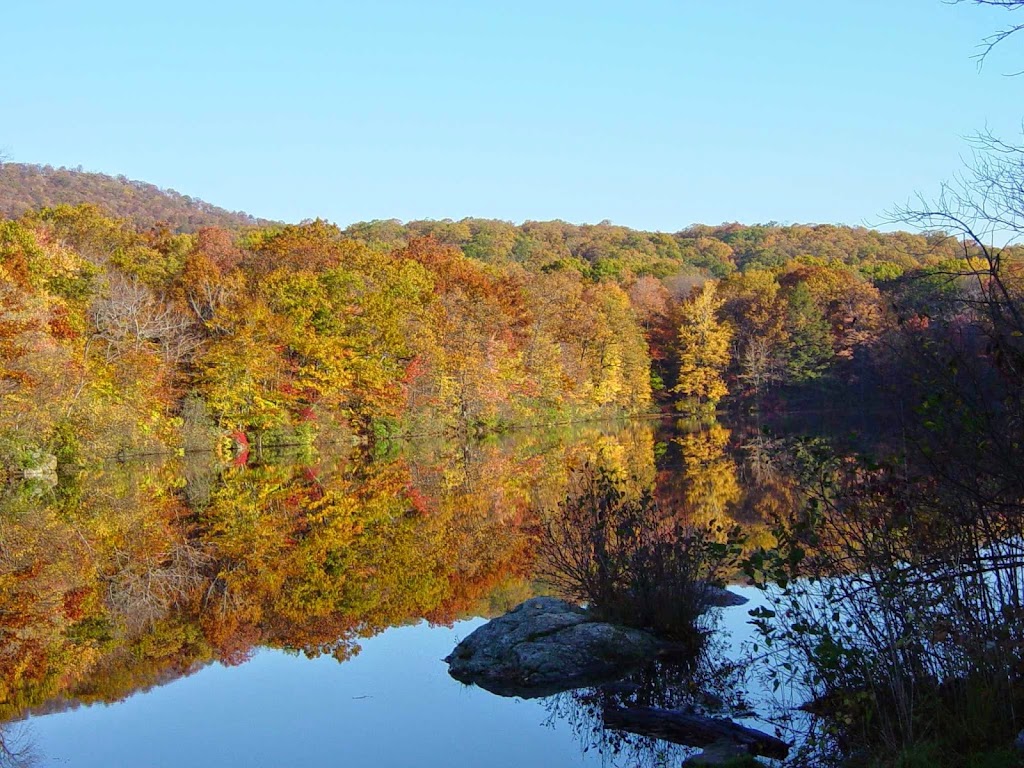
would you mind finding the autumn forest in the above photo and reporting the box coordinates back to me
[6,0,1024,764]
[0,163,995,468]
[2,148,1024,768]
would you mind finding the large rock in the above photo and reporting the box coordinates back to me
[445,597,664,698]
[19,451,56,479]
[15,451,57,490]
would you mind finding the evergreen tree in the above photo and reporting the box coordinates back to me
[784,281,833,383]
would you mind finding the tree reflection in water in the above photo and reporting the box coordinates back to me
[0,723,37,768]
[541,629,755,767]
[0,416,835,764]
[0,422,666,725]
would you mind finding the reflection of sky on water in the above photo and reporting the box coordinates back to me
[26,618,607,768]
[23,592,785,768]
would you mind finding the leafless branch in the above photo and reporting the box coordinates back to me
[947,0,1024,71]
[90,274,203,362]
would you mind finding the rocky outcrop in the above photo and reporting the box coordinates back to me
[444,597,665,698]
[20,452,57,479]
[12,450,57,489]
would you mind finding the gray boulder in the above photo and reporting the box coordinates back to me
[19,451,57,480]
[444,597,664,698]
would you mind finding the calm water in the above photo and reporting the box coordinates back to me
[19,598,769,768]
[18,598,764,768]
[0,418,812,767]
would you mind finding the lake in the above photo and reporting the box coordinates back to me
[17,597,770,768]
[0,416,869,767]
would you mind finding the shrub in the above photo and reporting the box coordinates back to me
[538,464,744,645]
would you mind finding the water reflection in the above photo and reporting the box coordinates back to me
[0,421,675,725]
[0,415,890,766]
[541,628,752,767]
[0,722,37,768]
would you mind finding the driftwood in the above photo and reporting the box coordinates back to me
[602,705,790,759]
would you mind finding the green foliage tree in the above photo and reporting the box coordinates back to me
[783,281,834,383]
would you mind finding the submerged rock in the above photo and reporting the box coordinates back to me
[444,597,664,698]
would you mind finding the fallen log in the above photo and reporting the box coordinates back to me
[602,705,789,759]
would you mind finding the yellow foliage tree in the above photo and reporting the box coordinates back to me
[673,281,732,413]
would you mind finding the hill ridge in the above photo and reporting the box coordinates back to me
[0,161,276,233]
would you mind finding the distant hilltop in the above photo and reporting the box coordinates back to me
[0,162,277,233]
[2,161,1009,283]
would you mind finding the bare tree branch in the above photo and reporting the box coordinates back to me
[948,0,1024,71]
[90,274,203,362]
[883,128,1024,386]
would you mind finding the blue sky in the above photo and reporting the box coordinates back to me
[2,1,1020,230]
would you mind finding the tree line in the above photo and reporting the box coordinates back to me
[4,199,1018,471]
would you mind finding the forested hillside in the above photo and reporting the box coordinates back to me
[0,163,273,233]
[1,180,1019,473]
[344,217,958,279]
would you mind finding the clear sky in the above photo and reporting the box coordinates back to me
[1,1,1020,231]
